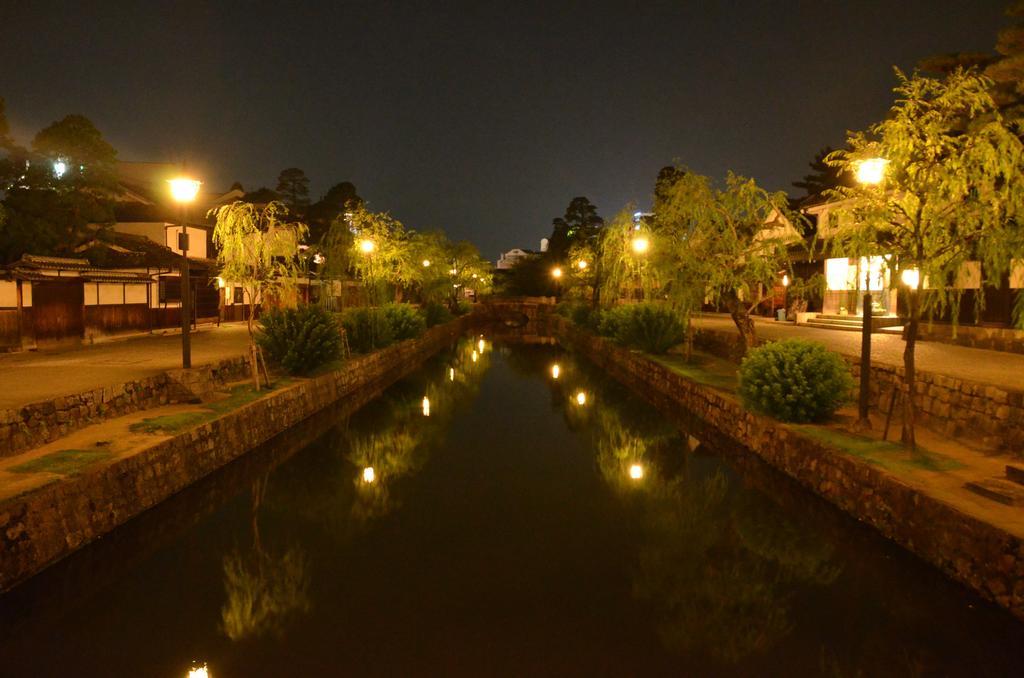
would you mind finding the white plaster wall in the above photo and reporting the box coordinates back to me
[125,284,149,304]
[83,283,100,306]
[0,280,16,308]
[98,283,124,305]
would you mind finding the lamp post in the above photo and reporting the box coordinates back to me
[853,158,886,428]
[169,177,202,369]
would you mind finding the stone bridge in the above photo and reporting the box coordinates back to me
[473,296,557,336]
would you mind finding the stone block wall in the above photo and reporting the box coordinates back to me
[694,326,1024,454]
[554,317,1024,621]
[0,356,251,459]
[0,317,469,592]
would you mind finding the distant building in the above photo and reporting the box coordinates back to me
[497,248,538,270]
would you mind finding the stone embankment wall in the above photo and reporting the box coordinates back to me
[694,326,1024,453]
[0,317,469,592]
[916,322,1024,356]
[0,356,252,459]
[555,317,1024,621]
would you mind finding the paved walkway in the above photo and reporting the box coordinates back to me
[0,323,251,410]
[693,314,1024,392]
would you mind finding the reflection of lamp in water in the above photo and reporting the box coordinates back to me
[422,396,431,417]
[575,390,587,405]
[449,367,455,381]
[550,363,561,379]
[471,350,478,362]
[628,463,644,480]
[362,466,376,484]
[477,338,485,352]
[187,665,210,678]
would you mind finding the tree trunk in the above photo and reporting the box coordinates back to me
[247,297,261,390]
[901,292,919,450]
[728,301,757,355]
[857,291,872,429]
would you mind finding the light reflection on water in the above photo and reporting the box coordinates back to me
[0,336,1022,677]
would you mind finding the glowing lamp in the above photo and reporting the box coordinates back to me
[359,239,375,254]
[362,466,376,484]
[577,260,588,270]
[216,277,226,289]
[168,177,202,203]
[422,396,431,417]
[631,236,650,254]
[901,268,920,290]
[187,665,210,678]
[422,259,431,267]
[471,350,478,363]
[782,274,790,287]
[551,363,561,379]
[628,463,644,480]
[575,391,587,406]
[855,158,888,186]
[449,367,455,381]
[551,267,563,279]
[478,338,485,352]
[53,160,68,178]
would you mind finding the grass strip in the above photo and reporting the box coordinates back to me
[9,449,113,476]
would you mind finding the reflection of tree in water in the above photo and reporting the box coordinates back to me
[220,475,311,641]
[586,393,842,665]
[347,428,419,523]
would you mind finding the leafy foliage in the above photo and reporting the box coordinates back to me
[738,340,853,422]
[257,305,343,375]
[275,167,310,212]
[340,307,396,353]
[382,303,426,341]
[422,301,454,327]
[597,303,685,354]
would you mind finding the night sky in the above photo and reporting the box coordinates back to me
[1,1,1009,259]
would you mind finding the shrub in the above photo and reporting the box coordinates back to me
[341,307,395,353]
[382,303,426,341]
[257,305,342,375]
[597,303,684,354]
[453,299,472,316]
[738,339,854,422]
[423,301,454,327]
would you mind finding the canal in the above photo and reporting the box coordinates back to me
[1,337,1022,676]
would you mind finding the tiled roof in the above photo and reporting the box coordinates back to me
[20,254,91,269]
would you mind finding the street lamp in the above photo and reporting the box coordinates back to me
[422,259,431,267]
[850,157,886,428]
[631,235,650,254]
[551,266,563,279]
[900,268,921,290]
[359,239,375,254]
[577,260,588,270]
[168,177,202,369]
[855,158,888,186]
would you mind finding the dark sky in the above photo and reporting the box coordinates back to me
[2,1,1010,259]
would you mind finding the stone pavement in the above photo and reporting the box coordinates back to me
[693,314,1024,393]
[0,323,252,410]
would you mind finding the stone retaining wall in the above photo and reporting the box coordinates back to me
[0,356,252,459]
[0,317,469,592]
[694,325,1024,454]
[917,322,1024,355]
[554,317,1024,621]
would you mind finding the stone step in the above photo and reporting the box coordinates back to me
[806,319,864,332]
[1006,465,1024,486]
[964,478,1024,507]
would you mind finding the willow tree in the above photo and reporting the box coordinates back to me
[210,200,308,388]
[343,207,409,304]
[597,206,663,305]
[660,172,801,353]
[827,69,1024,448]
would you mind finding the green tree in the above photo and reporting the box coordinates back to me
[657,171,802,352]
[307,181,363,242]
[826,69,1024,448]
[275,167,310,213]
[791,146,855,200]
[547,196,603,259]
[0,112,118,262]
[209,200,309,388]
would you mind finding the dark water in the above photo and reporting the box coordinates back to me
[1,336,1023,677]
